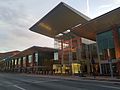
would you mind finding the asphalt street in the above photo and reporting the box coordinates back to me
[0,73,120,90]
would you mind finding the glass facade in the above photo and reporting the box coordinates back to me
[23,57,26,67]
[18,58,21,67]
[54,52,58,60]
[97,30,116,60]
[28,55,32,63]
[15,59,17,66]
[12,59,14,67]
[28,55,32,66]
[35,53,38,65]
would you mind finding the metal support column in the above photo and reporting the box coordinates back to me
[77,37,82,62]
[96,37,102,75]
[85,44,90,75]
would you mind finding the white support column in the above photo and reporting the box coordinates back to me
[85,44,90,75]
[68,38,73,65]
[96,37,102,75]
[61,40,64,66]
[77,38,82,62]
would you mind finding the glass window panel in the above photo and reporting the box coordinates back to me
[54,52,58,60]
[23,57,26,67]
[35,53,38,63]
[15,59,17,65]
[12,60,14,65]
[97,30,115,60]
[18,58,21,65]
[28,55,32,63]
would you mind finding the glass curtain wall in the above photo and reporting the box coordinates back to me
[23,57,26,67]
[35,53,38,66]
[97,30,116,60]
[28,55,33,67]
[18,58,21,67]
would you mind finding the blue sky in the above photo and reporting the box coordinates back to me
[0,0,120,52]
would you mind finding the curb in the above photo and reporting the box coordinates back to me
[21,73,120,83]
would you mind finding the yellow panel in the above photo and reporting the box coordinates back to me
[72,63,81,74]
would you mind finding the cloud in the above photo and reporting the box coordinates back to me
[97,4,112,10]
[0,2,32,28]
[0,1,33,40]
[0,0,54,52]
[111,0,120,4]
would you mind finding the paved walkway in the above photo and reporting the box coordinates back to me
[24,74,120,83]
[81,76,120,82]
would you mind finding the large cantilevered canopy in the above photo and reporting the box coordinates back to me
[72,7,120,41]
[30,2,90,38]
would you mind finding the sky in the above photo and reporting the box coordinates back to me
[0,0,120,52]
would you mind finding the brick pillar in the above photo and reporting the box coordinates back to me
[12,59,15,72]
[32,53,35,73]
[69,38,73,64]
[21,57,23,67]
[112,25,120,59]
[61,40,64,65]
[13,59,15,68]
[17,58,19,68]
[10,60,12,71]
[26,55,29,67]
[25,56,28,73]
[117,62,120,75]
[69,39,73,75]
[112,25,120,76]
[61,39,64,74]
[77,37,82,62]
[20,57,23,73]
[32,53,35,67]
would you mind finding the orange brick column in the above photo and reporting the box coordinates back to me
[112,25,120,59]
[32,53,35,73]
[61,40,64,65]
[26,55,29,67]
[25,55,29,73]
[32,53,35,67]
[112,25,120,75]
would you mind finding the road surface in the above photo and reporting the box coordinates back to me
[0,73,120,90]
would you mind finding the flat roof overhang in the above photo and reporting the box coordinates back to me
[72,7,120,41]
[29,2,90,38]
[11,46,55,59]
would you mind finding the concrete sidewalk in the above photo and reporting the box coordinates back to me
[81,76,120,82]
[24,74,120,83]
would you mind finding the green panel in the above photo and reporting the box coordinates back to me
[97,30,116,59]
[38,52,43,66]
[97,30,114,50]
